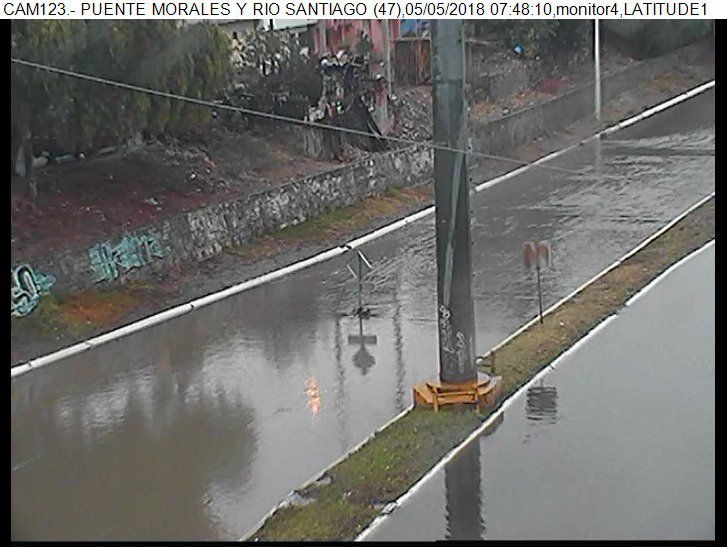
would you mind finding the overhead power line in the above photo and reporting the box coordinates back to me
[11,57,583,177]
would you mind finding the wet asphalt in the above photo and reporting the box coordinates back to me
[11,90,714,540]
[365,243,714,541]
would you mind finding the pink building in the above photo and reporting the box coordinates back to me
[311,20,401,60]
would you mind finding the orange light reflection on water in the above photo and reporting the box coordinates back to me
[305,376,321,416]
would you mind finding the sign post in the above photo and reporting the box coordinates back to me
[523,240,552,324]
[346,250,373,317]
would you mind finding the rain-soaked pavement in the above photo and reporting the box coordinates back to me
[366,242,715,541]
[11,90,714,540]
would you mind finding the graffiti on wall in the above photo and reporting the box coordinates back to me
[11,264,56,317]
[438,304,467,374]
[89,232,164,283]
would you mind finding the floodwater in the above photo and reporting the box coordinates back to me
[366,243,715,541]
[11,90,714,540]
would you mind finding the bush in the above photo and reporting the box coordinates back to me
[231,27,322,120]
[472,20,590,57]
[11,20,231,168]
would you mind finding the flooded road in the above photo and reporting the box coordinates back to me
[11,90,715,540]
[366,243,714,541]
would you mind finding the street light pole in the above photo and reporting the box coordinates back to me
[594,18,601,125]
[383,19,393,97]
[431,20,477,385]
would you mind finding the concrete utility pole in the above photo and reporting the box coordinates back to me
[431,20,477,384]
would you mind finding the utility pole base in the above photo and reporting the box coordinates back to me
[413,372,502,412]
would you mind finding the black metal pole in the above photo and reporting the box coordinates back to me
[357,255,363,315]
[536,263,544,324]
[432,20,477,384]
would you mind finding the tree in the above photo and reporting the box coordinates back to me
[470,20,590,57]
[230,27,322,119]
[11,20,231,190]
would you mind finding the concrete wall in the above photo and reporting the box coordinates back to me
[12,42,710,298]
[22,145,432,293]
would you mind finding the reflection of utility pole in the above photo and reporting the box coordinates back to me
[445,440,484,540]
[431,20,477,384]
[393,277,406,412]
[333,314,349,452]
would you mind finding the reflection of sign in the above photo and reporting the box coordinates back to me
[348,316,377,375]
[348,334,377,345]
[11,264,56,317]
[346,250,373,280]
[526,382,558,424]
[352,346,376,375]
[89,232,163,283]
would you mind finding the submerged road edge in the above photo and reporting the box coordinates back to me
[10,80,716,379]
[247,194,715,541]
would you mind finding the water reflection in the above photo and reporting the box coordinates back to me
[305,376,321,416]
[11,377,257,540]
[392,281,406,412]
[348,316,377,375]
[332,314,350,452]
[445,439,484,540]
[525,380,559,424]
[11,312,259,541]
[444,413,504,540]
[241,279,324,372]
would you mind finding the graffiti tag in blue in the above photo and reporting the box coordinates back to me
[89,232,164,283]
[11,264,56,317]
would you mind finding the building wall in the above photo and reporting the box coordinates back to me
[313,19,400,57]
